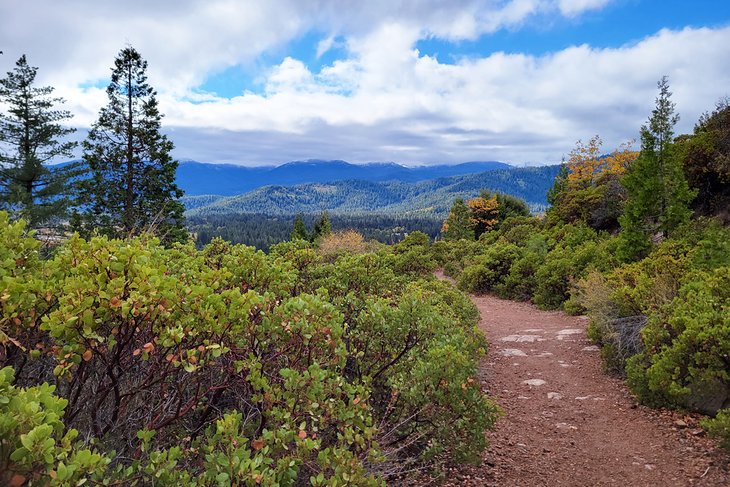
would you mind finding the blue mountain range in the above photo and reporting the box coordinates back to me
[176,159,511,196]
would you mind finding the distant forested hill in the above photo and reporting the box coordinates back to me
[187,213,444,250]
[176,159,511,196]
[184,165,561,218]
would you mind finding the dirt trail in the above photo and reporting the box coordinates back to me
[436,273,729,486]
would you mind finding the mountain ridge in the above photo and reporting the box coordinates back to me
[176,159,512,196]
[184,165,561,218]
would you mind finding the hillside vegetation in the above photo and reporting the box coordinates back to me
[433,94,730,448]
[0,217,498,485]
[183,165,561,218]
[188,213,444,251]
[3,47,729,485]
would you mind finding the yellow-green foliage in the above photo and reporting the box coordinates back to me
[627,266,730,409]
[702,409,730,451]
[0,366,110,486]
[0,213,497,484]
[437,218,614,311]
[437,200,730,434]
[573,223,730,386]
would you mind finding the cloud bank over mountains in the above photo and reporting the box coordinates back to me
[1,0,729,165]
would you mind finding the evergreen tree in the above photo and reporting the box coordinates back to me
[482,190,531,223]
[79,46,186,244]
[618,76,695,261]
[291,213,309,241]
[441,198,473,240]
[547,163,569,208]
[313,211,332,240]
[0,55,77,230]
[678,99,730,220]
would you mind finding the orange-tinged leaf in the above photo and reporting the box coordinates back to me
[143,342,154,353]
[252,439,264,450]
[110,296,121,308]
[83,349,93,361]
[166,353,175,362]
[298,430,307,439]
[132,348,141,356]
[10,474,26,487]
[352,396,361,405]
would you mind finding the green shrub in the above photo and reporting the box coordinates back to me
[416,278,480,327]
[443,260,461,279]
[500,223,536,246]
[352,284,498,470]
[0,212,495,483]
[532,251,574,309]
[495,250,542,301]
[429,240,452,267]
[702,409,730,451]
[494,216,542,239]
[457,244,522,293]
[545,222,598,249]
[688,220,730,270]
[0,366,111,485]
[627,267,730,411]
[458,263,491,293]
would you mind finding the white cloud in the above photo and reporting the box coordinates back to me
[1,1,727,166]
[166,25,730,165]
[558,0,611,17]
[266,57,315,93]
[0,1,602,91]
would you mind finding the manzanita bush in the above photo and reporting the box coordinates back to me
[0,214,498,485]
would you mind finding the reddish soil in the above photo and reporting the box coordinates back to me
[434,273,730,486]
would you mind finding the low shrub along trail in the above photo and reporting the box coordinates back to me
[435,270,729,487]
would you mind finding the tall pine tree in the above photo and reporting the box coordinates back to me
[0,55,77,230]
[313,211,332,241]
[79,46,186,243]
[291,213,309,241]
[618,77,694,261]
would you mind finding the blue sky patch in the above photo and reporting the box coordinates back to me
[199,30,349,97]
[417,0,730,62]
[198,64,261,98]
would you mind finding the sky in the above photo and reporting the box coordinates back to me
[1,0,730,167]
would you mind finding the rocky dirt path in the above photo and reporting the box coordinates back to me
[434,272,729,486]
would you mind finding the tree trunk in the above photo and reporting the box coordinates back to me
[125,63,134,234]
